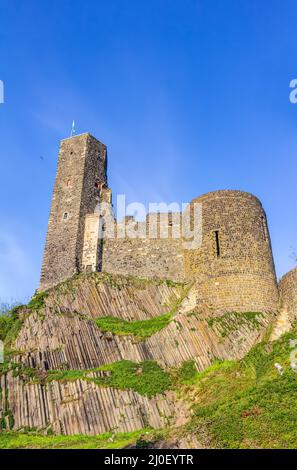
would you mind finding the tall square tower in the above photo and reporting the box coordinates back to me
[39,133,107,290]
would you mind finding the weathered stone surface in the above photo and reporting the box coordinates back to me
[0,372,176,435]
[42,273,184,321]
[101,214,185,282]
[40,133,107,291]
[39,135,279,317]
[272,267,297,340]
[16,132,291,441]
[13,307,272,372]
[13,273,272,372]
[184,191,279,314]
[1,273,276,436]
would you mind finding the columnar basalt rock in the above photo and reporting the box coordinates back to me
[1,372,177,435]
[0,273,273,434]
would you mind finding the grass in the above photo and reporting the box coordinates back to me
[96,360,172,397]
[0,291,48,347]
[174,360,198,384]
[93,282,191,340]
[54,271,187,296]
[0,305,24,348]
[3,359,199,399]
[2,325,297,448]
[184,327,297,448]
[0,428,152,449]
[206,312,265,337]
[27,291,48,311]
[46,360,172,398]
[94,313,172,340]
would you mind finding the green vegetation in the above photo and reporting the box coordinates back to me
[0,300,22,315]
[206,312,265,337]
[184,327,297,448]
[93,282,191,341]
[0,409,14,431]
[96,360,172,397]
[94,314,172,340]
[2,269,296,449]
[47,360,172,398]
[0,305,24,348]
[55,271,187,295]
[0,428,152,449]
[0,291,47,348]
[175,360,198,384]
[2,325,297,448]
[27,291,48,311]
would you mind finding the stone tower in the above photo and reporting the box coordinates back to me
[40,133,107,291]
[183,190,279,314]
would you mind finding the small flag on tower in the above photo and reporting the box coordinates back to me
[70,120,76,137]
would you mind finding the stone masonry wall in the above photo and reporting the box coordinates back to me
[184,191,279,314]
[101,213,185,282]
[81,214,101,272]
[39,132,279,316]
[279,267,297,323]
[40,133,107,291]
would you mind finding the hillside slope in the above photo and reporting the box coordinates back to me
[0,327,296,448]
[1,272,294,448]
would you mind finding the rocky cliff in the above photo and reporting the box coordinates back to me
[0,272,279,441]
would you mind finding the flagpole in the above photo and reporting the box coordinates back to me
[70,120,76,137]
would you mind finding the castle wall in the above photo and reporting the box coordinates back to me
[102,237,184,281]
[279,267,297,323]
[39,133,280,317]
[81,190,279,315]
[40,133,107,290]
[81,214,101,272]
[183,190,279,314]
[101,214,185,282]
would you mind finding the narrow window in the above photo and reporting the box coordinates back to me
[63,212,68,220]
[214,230,220,257]
[190,204,194,232]
[66,178,71,187]
[261,216,268,242]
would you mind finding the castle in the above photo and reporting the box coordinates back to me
[2,132,297,438]
[40,132,297,320]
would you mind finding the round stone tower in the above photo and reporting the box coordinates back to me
[183,190,279,314]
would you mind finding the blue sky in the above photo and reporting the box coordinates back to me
[0,0,297,303]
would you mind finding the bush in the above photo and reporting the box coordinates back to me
[0,306,23,343]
